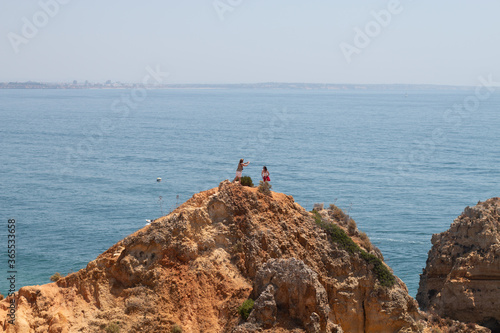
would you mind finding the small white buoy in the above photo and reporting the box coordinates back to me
[156,177,162,182]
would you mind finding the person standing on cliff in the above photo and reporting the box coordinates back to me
[233,159,250,183]
[261,166,270,182]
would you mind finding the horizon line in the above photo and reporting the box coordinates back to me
[1,81,496,89]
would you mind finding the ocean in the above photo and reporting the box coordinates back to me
[1,88,499,298]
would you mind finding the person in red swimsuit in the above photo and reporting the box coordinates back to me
[261,166,270,182]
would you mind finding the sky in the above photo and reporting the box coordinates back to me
[1,0,500,86]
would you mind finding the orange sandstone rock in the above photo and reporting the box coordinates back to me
[417,198,500,332]
[0,181,422,332]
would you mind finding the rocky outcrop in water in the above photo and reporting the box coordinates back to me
[417,198,500,332]
[0,180,423,332]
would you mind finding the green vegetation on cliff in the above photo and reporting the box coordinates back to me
[238,299,254,320]
[312,210,395,287]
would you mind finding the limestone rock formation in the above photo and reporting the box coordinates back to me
[417,198,500,332]
[0,180,422,332]
[236,258,341,333]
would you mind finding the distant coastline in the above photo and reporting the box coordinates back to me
[0,81,479,91]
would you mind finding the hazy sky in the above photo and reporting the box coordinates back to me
[1,1,499,85]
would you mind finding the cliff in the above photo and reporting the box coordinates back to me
[0,181,423,332]
[417,198,500,332]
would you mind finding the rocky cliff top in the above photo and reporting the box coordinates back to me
[1,181,424,333]
[417,197,500,332]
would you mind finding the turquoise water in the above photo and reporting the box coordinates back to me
[1,88,499,297]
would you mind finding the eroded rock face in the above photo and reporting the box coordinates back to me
[417,198,500,332]
[240,258,341,333]
[0,180,421,333]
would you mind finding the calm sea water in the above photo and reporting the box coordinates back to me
[1,88,499,297]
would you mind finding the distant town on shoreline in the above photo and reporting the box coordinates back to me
[0,81,479,91]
